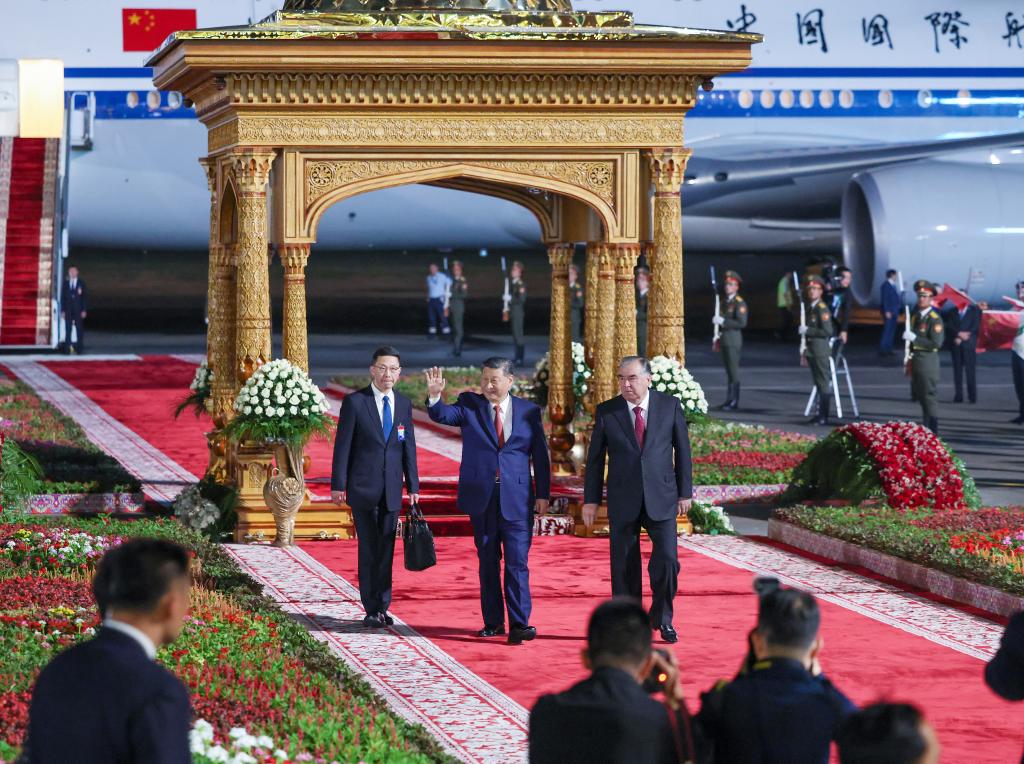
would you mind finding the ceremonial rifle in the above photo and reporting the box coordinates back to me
[898,271,912,373]
[501,256,511,322]
[711,266,721,352]
[442,257,451,317]
[794,271,807,365]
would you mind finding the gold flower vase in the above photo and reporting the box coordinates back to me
[263,442,306,547]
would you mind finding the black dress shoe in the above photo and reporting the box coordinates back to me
[659,625,678,644]
[953,396,963,403]
[477,625,506,638]
[379,612,394,626]
[362,614,385,628]
[1012,415,1024,425]
[508,625,537,645]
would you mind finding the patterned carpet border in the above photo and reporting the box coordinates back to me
[5,359,196,503]
[681,535,1004,661]
[226,544,529,764]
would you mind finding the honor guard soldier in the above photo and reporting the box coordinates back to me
[801,275,835,425]
[509,261,527,366]
[449,261,468,358]
[904,281,944,433]
[568,264,584,344]
[713,270,748,410]
[635,267,650,356]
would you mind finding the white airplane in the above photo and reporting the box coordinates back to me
[4,0,1024,306]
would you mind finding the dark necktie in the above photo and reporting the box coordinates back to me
[382,395,393,441]
[634,406,645,449]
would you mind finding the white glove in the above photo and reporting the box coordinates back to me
[902,330,916,342]
[798,325,808,336]
[712,315,725,326]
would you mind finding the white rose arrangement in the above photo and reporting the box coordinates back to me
[649,355,709,423]
[223,359,333,445]
[173,484,221,531]
[175,361,214,419]
[532,341,592,406]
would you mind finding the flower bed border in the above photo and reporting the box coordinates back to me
[23,492,146,515]
[767,519,1024,618]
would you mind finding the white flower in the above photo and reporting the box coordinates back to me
[277,407,286,417]
[243,406,252,415]
[290,406,298,415]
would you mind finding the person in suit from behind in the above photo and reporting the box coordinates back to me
[332,346,419,628]
[529,599,700,764]
[60,265,87,354]
[837,703,941,764]
[582,356,693,644]
[879,269,902,357]
[24,538,193,764]
[425,357,550,645]
[947,299,981,403]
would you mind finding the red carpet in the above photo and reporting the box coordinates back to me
[39,356,462,497]
[300,536,1024,763]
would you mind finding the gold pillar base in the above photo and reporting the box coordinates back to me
[567,502,693,538]
[235,500,354,543]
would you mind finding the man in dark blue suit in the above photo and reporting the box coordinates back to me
[60,265,87,354]
[425,357,551,645]
[583,356,693,644]
[879,269,902,356]
[332,346,420,628]
[25,538,193,763]
[947,299,981,403]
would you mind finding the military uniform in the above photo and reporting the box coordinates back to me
[695,657,856,764]
[803,276,835,425]
[569,278,584,344]
[509,273,527,365]
[635,286,648,356]
[449,271,468,357]
[716,271,748,410]
[908,281,944,433]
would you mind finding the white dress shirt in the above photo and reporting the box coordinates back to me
[370,383,395,427]
[104,619,157,660]
[627,391,650,426]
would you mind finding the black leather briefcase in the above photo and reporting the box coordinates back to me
[402,500,437,572]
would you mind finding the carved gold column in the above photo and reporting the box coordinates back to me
[211,243,237,423]
[230,149,275,382]
[583,241,601,373]
[279,243,311,374]
[646,148,691,365]
[546,242,575,475]
[591,243,617,405]
[612,243,641,365]
[199,158,219,370]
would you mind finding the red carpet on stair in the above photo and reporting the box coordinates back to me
[300,536,1024,763]
[1,138,47,346]
[41,356,462,496]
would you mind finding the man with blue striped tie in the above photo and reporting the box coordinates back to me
[332,346,419,628]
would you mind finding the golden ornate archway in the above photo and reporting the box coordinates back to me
[151,0,758,537]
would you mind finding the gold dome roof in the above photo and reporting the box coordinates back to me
[283,0,574,10]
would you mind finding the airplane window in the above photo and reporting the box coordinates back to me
[957,88,971,106]
[878,90,894,109]
[917,89,932,108]
[839,89,854,109]
[738,89,754,109]
[759,89,776,109]
[125,91,139,109]
[167,91,183,109]
[146,91,161,110]
[819,90,835,109]
[779,90,794,109]
[799,90,814,108]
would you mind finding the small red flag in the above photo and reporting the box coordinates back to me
[122,8,197,52]
[933,283,972,311]
[978,310,1023,353]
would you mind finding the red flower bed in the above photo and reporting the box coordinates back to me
[842,422,966,510]
[0,576,93,611]
[0,691,31,748]
[693,451,805,470]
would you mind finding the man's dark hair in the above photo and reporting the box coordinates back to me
[586,599,652,668]
[757,588,820,650]
[837,703,928,764]
[482,356,515,376]
[886,269,898,279]
[372,345,401,364]
[838,267,852,277]
[92,539,191,615]
[618,356,652,375]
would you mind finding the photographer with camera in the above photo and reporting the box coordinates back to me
[529,598,702,764]
[695,583,856,764]
[827,266,853,357]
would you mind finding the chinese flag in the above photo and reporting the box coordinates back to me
[978,310,1022,353]
[122,8,197,52]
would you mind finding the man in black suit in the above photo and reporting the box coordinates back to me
[529,598,697,764]
[583,356,693,644]
[332,346,419,628]
[947,300,981,403]
[60,265,87,354]
[25,538,192,763]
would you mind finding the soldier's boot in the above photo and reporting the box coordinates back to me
[816,394,831,426]
[927,417,939,434]
[717,384,736,411]
[514,345,525,365]
[806,395,822,424]
[731,383,740,410]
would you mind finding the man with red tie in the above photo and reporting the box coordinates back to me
[426,358,551,645]
[582,356,693,644]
